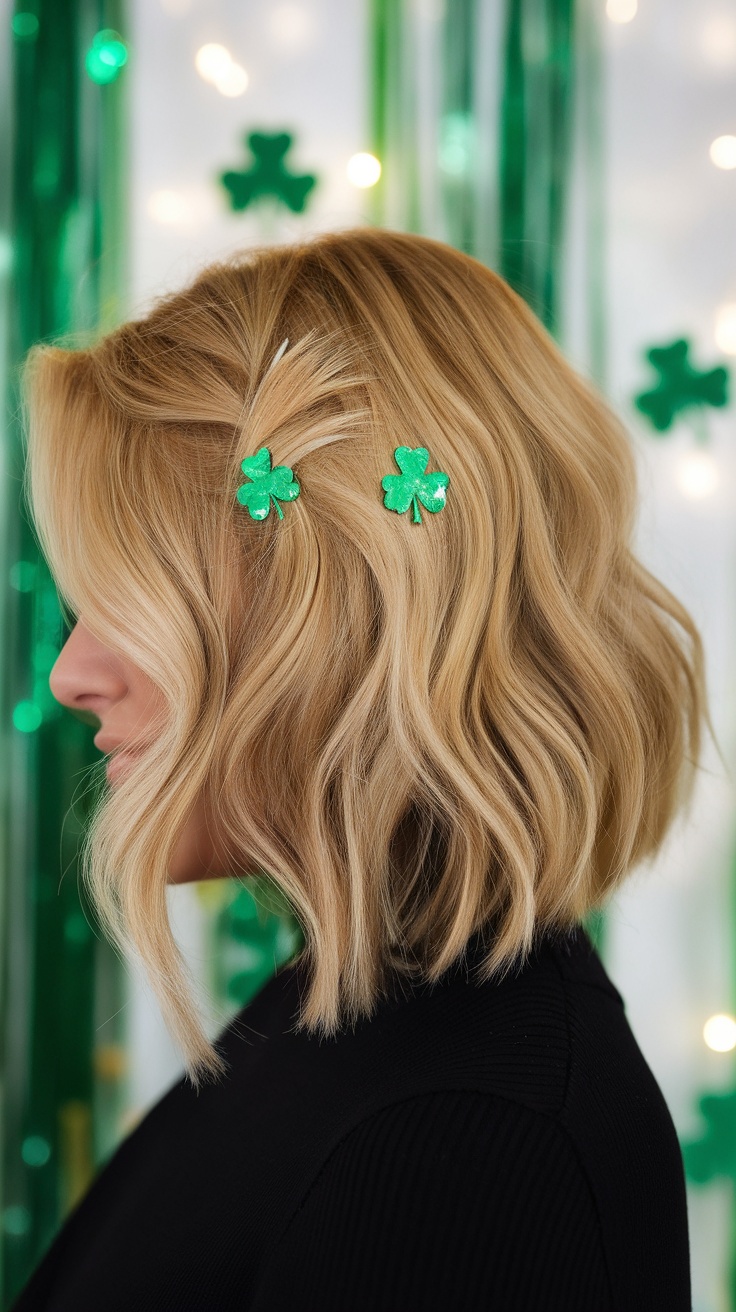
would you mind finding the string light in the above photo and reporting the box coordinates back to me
[675,450,719,499]
[195,43,248,97]
[710,135,736,169]
[704,1013,736,1052]
[715,303,736,354]
[606,0,637,23]
[346,153,381,188]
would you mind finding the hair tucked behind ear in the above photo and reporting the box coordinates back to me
[22,228,716,1089]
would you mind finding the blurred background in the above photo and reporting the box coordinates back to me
[1,0,735,1308]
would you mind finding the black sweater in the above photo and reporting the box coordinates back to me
[12,923,690,1311]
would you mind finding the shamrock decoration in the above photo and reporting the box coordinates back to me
[236,447,300,520]
[681,1086,736,1186]
[220,131,317,215]
[381,447,450,523]
[634,337,729,433]
[681,1082,736,1308]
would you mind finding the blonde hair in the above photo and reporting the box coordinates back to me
[23,228,714,1088]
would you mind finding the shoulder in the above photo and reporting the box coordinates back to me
[291,1089,605,1230]
[249,1089,613,1312]
[291,1088,604,1224]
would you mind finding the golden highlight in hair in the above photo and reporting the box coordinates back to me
[22,229,715,1088]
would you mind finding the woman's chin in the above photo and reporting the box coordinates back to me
[106,768,232,884]
[167,796,231,884]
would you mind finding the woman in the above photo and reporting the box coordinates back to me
[13,229,708,1310]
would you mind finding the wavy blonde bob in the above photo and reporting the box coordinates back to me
[24,228,712,1087]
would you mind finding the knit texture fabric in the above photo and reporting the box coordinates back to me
[11,923,691,1311]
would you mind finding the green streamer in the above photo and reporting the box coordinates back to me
[370,1,596,352]
[368,0,413,231]
[440,0,477,253]
[499,0,576,335]
[576,0,606,389]
[497,0,526,296]
[368,0,391,226]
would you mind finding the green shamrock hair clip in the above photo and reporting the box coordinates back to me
[381,446,450,523]
[236,446,300,520]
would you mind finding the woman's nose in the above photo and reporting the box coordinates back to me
[48,622,126,711]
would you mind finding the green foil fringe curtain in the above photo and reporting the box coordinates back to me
[369,0,606,386]
[1,3,128,1305]
[500,0,576,329]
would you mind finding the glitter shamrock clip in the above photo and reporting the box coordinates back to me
[381,446,450,523]
[236,447,300,520]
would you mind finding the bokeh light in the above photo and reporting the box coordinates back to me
[606,0,637,23]
[21,1136,51,1168]
[195,43,232,82]
[346,152,381,187]
[195,43,249,96]
[12,702,43,734]
[11,12,39,40]
[675,450,719,499]
[714,303,736,354]
[2,1207,31,1237]
[710,135,736,169]
[85,29,128,85]
[64,912,91,946]
[9,560,38,592]
[215,62,249,96]
[699,15,736,68]
[94,1043,128,1081]
[704,1013,736,1052]
[147,189,192,224]
[439,111,475,176]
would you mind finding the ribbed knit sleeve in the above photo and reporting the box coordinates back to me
[249,1089,613,1312]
